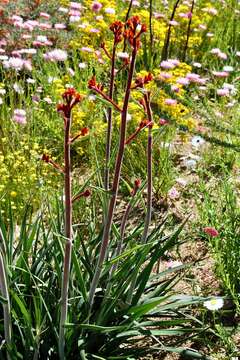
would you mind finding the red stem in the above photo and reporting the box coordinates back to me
[104,44,116,191]
[141,94,153,243]
[88,46,138,309]
[182,0,195,61]
[59,115,72,357]
[161,0,181,61]
[92,86,122,113]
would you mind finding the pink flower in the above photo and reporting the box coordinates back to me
[171,85,180,93]
[69,9,81,16]
[179,11,192,18]
[203,227,219,237]
[186,73,206,85]
[159,118,168,125]
[38,22,52,30]
[165,98,177,106]
[217,52,227,60]
[217,88,229,96]
[169,20,179,26]
[159,72,172,79]
[80,47,93,53]
[90,28,100,33]
[54,23,66,30]
[210,48,221,55]
[105,7,115,14]
[177,77,189,86]
[4,57,24,70]
[168,187,180,199]
[3,57,32,71]
[70,2,82,10]
[208,7,218,15]
[44,49,67,61]
[161,60,175,69]
[40,12,50,19]
[13,109,26,124]
[212,71,229,78]
[91,1,102,12]
[199,24,207,30]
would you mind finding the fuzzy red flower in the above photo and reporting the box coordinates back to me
[110,20,124,43]
[42,153,50,162]
[134,73,153,88]
[203,227,219,237]
[134,178,141,188]
[88,76,104,91]
[81,127,89,136]
[57,87,81,118]
[124,16,147,50]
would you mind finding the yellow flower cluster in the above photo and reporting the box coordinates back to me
[69,0,117,56]
[129,63,194,131]
[173,1,215,51]
[0,137,60,213]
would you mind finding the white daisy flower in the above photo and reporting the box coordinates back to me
[204,298,224,311]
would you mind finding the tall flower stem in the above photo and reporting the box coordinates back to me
[88,47,138,310]
[127,93,153,305]
[182,0,195,61]
[0,249,12,360]
[161,0,181,61]
[59,114,72,360]
[149,0,153,61]
[104,44,116,191]
[107,180,140,283]
[141,93,153,244]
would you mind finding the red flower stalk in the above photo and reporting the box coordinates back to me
[58,87,82,358]
[119,178,141,249]
[127,91,153,305]
[124,16,147,50]
[72,189,91,203]
[88,76,122,112]
[41,153,64,173]
[125,119,153,145]
[132,73,153,89]
[141,92,153,244]
[88,16,147,310]
[70,127,89,143]
[100,42,112,60]
[88,76,103,91]
[182,0,195,61]
[57,87,81,119]
[106,177,142,293]
[110,20,124,44]
[116,58,130,75]
[161,0,181,60]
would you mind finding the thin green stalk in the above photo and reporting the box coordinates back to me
[0,249,12,360]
